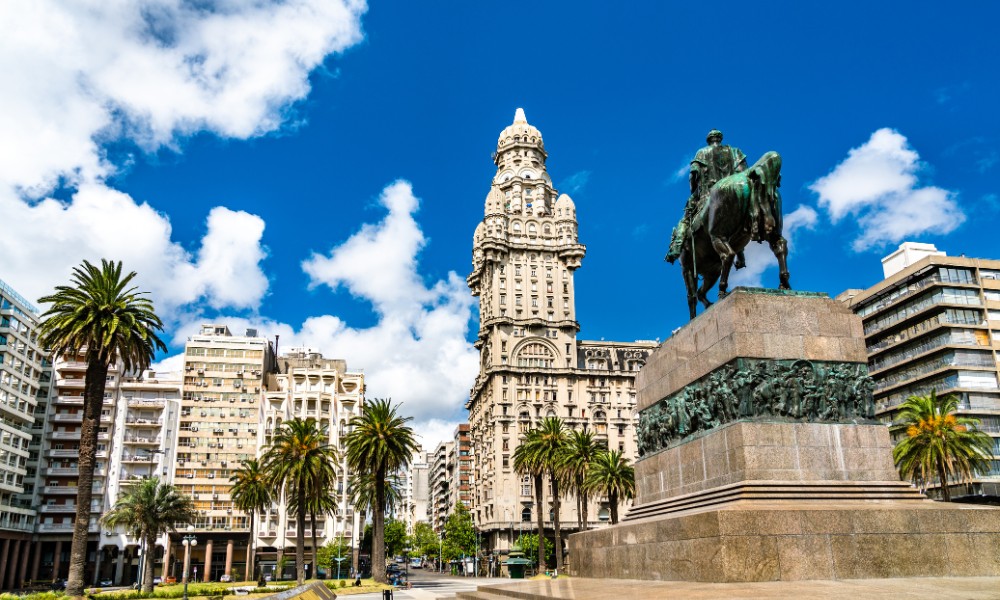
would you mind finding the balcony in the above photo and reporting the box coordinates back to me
[42,485,102,495]
[40,503,102,514]
[126,399,165,408]
[47,449,81,458]
[55,378,85,389]
[121,455,154,463]
[125,418,163,427]
[52,414,83,423]
[37,522,100,533]
[53,396,84,405]
[123,437,161,445]
[49,431,82,440]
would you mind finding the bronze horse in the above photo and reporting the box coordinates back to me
[679,151,790,319]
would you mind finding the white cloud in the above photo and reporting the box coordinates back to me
[0,0,367,312]
[809,128,964,251]
[558,171,591,195]
[166,181,479,451]
[728,205,818,289]
[0,186,269,316]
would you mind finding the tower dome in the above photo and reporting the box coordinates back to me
[554,193,576,219]
[484,186,505,216]
[496,108,546,155]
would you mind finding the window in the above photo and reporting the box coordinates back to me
[502,454,509,469]
[521,507,532,521]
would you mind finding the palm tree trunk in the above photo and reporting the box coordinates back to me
[533,473,545,570]
[937,456,951,502]
[66,355,108,599]
[310,507,319,580]
[353,507,365,577]
[373,469,386,584]
[578,474,588,532]
[247,512,256,581]
[581,491,589,533]
[575,477,583,531]
[609,490,619,525]
[296,486,307,584]
[142,533,156,593]
[551,474,562,573]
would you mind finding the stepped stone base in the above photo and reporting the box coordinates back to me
[567,290,1000,583]
[569,500,1000,582]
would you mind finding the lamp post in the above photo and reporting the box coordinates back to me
[181,526,198,600]
[438,531,443,574]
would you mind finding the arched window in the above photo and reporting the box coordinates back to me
[515,342,556,368]
[521,506,532,522]
[512,222,522,233]
[528,223,537,235]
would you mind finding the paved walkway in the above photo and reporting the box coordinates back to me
[457,576,1000,599]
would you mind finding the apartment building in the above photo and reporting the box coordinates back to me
[255,348,363,579]
[94,371,182,585]
[0,279,43,586]
[841,242,1000,499]
[171,325,275,581]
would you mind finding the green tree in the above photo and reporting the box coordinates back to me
[515,533,552,568]
[560,429,601,532]
[230,458,273,580]
[411,521,440,559]
[262,418,339,585]
[514,417,568,571]
[444,501,476,559]
[513,428,547,569]
[316,538,351,578]
[287,475,340,580]
[101,478,195,592]
[892,390,994,501]
[384,519,409,559]
[39,259,166,599]
[584,450,635,524]
[343,399,420,584]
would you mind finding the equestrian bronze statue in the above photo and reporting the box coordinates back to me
[667,130,790,319]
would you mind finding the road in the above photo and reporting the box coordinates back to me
[346,567,508,600]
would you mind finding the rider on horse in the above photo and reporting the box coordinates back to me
[666,129,748,266]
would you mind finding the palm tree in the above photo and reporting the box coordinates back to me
[230,458,273,581]
[584,450,635,524]
[39,259,166,598]
[513,428,547,571]
[343,399,419,584]
[262,418,339,584]
[560,429,601,532]
[101,478,195,592]
[892,390,994,501]
[287,474,339,579]
[346,471,403,576]
[514,417,568,572]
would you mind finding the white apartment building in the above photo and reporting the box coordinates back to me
[0,279,43,587]
[255,348,364,579]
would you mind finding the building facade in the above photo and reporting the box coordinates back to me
[172,325,275,582]
[96,370,182,585]
[840,243,1000,499]
[466,110,657,555]
[255,348,364,579]
[0,279,43,586]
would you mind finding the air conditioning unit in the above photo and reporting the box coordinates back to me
[191,427,199,432]
[213,494,219,499]
[229,398,236,403]
[186,473,194,479]
[208,473,215,479]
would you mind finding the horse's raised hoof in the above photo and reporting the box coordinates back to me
[779,283,791,290]
[717,290,728,300]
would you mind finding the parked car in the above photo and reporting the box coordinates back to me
[153,577,162,585]
[99,580,114,587]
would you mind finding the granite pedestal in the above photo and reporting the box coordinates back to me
[567,289,1000,583]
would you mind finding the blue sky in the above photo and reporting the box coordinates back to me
[2,1,998,447]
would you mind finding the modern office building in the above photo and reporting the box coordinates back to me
[171,324,275,582]
[0,279,43,587]
[255,348,364,580]
[840,242,1000,499]
[465,110,657,555]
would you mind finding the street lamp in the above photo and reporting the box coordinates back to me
[181,526,198,600]
[403,546,410,584]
